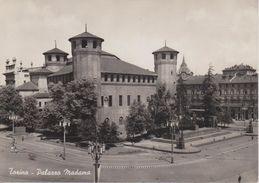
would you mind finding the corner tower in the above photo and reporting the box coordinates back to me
[68,27,104,81]
[152,44,179,95]
[43,43,69,72]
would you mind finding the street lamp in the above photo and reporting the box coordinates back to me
[167,120,179,164]
[59,118,70,160]
[88,141,105,183]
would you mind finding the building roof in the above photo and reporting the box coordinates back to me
[152,46,179,54]
[48,50,156,77]
[48,64,73,77]
[101,56,156,76]
[43,48,69,55]
[223,64,256,72]
[68,31,104,42]
[183,73,258,85]
[16,81,39,91]
[33,92,50,99]
[29,67,53,75]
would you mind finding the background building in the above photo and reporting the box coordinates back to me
[180,62,258,121]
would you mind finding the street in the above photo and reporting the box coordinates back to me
[0,133,257,182]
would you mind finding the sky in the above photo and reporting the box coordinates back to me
[0,0,257,85]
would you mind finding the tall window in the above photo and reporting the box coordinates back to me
[137,95,141,102]
[56,55,60,61]
[147,77,150,83]
[143,76,146,83]
[111,74,114,82]
[82,40,88,48]
[104,74,108,81]
[170,53,174,59]
[152,77,155,83]
[116,75,120,82]
[119,95,123,106]
[127,95,131,106]
[122,75,125,82]
[128,75,131,82]
[108,95,112,107]
[162,53,166,59]
[48,55,51,61]
[39,101,42,107]
[138,76,141,83]
[133,76,136,82]
[93,41,97,48]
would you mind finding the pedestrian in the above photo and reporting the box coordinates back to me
[238,175,241,183]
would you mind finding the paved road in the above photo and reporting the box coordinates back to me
[0,134,257,182]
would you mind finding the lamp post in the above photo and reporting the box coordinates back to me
[88,141,104,183]
[8,112,18,135]
[59,118,70,160]
[167,120,178,164]
[8,112,18,152]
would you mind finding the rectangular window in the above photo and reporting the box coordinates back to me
[133,76,136,82]
[147,77,150,83]
[104,74,108,81]
[39,101,42,107]
[82,40,88,48]
[122,75,125,82]
[119,95,123,106]
[137,95,141,102]
[116,75,120,82]
[111,74,114,82]
[101,96,104,106]
[152,77,155,83]
[143,76,146,83]
[127,95,131,106]
[93,41,97,48]
[109,95,112,107]
[44,102,47,106]
[170,54,174,59]
[138,76,141,83]
[48,56,51,61]
[56,55,60,61]
[162,54,166,59]
[128,75,131,82]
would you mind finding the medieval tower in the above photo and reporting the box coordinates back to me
[152,44,179,96]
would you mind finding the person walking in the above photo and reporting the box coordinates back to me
[238,175,241,183]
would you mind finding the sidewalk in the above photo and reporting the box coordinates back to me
[124,130,243,153]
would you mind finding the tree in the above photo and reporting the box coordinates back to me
[176,76,188,116]
[0,86,23,124]
[22,96,39,131]
[98,120,119,144]
[126,101,147,142]
[109,122,119,143]
[39,102,63,132]
[147,84,173,128]
[98,119,111,143]
[63,79,98,140]
[49,82,65,104]
[202,66,220,127]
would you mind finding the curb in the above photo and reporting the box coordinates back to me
[193,133,243,147]
[123,143,201,154]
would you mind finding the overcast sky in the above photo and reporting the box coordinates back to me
[0,0,257,85]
